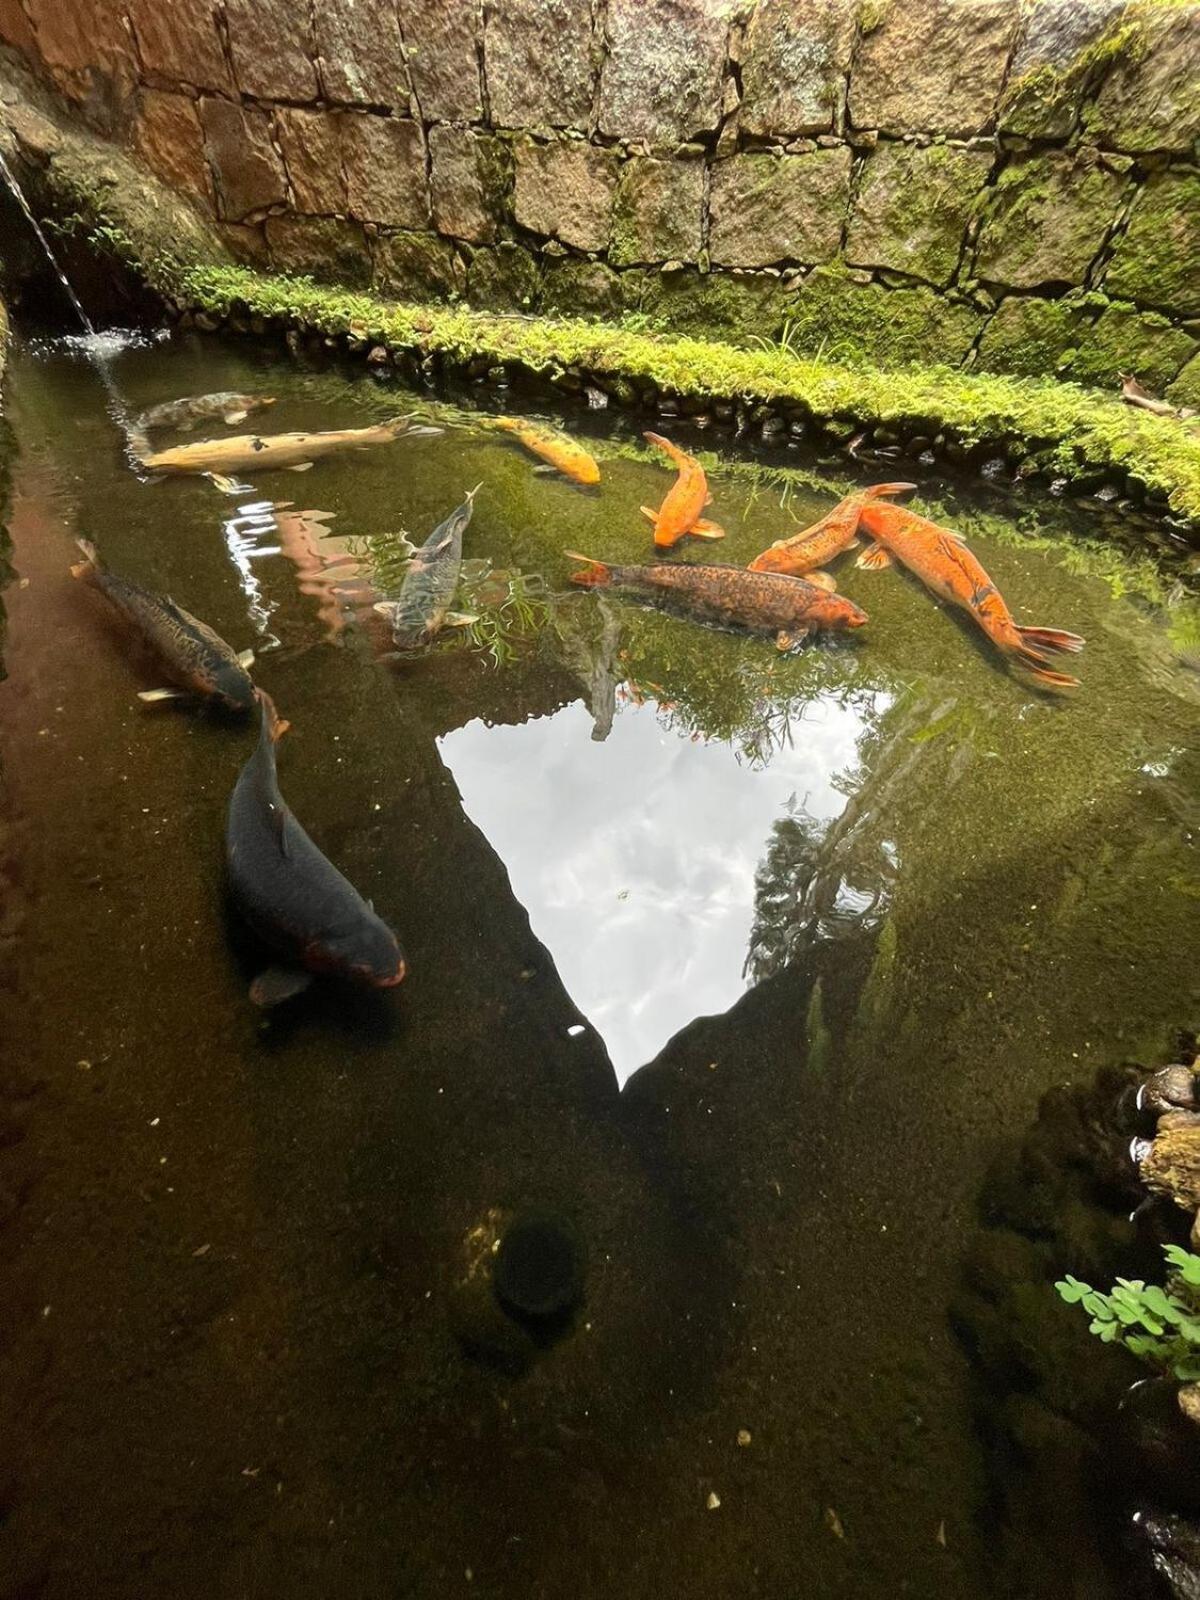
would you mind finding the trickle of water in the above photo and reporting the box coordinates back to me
[0,142,148,472]
[0,143,95,334]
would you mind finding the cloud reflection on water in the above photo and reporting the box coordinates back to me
[440,689,890,1086]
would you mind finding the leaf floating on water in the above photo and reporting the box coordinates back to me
[824,1507,845,1540]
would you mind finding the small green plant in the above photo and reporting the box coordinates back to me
[1056,1245,1200,1381]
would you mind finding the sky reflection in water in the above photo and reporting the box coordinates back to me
[440,689,888,1085]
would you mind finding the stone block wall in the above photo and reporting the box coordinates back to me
[1,0,1197,397]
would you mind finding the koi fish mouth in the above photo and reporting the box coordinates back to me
[369,958,408,989]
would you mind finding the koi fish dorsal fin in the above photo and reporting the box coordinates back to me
[856,545,894,571]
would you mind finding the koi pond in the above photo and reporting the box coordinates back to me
[1,326,1198,1600]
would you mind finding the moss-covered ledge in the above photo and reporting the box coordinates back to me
[176,264,1200,528]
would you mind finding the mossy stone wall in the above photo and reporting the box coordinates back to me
[0,0,1197,388]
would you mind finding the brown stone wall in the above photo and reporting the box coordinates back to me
[0,0,1196,387]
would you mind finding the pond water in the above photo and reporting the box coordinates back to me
[1,327,1197,1600]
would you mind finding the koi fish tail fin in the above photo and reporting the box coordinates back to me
[256,688,291,742]
[1016,625,1085,656]
[1022,660,1082,692]
[70,538,101,580]
[866,482,918,500]
[1007,633,1082,691]
[565,551,613,589]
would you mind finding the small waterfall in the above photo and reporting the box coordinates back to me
[0,143,147,471]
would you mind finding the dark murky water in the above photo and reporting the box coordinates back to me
[1,329,1198,1599]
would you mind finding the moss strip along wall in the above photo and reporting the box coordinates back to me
[0,0,1197,389]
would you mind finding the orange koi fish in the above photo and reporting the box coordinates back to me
[641,432,724,548]
[856,503,1084,690]
[749,482,915,576]
[491,417,601,484]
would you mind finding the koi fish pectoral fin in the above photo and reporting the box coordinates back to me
[137,687,190,705]
[442,612,479,628]
[223,410,248,425]
[855,545,894,571]
[286,462,315,473]
[689,519,725,540]
[250,966,314,1008]
[237,649,256,668]
[806,570,838,593]
[775,627,810,652]
[639,506,659,525]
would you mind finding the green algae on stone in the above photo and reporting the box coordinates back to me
[609,156,705,268]
[780,266,982,368]
[464,241,542,312]
[845,142,993,289]
[1167,354,1200,412]
[641,267,788,347]
[974,148,1130,290]
[265,216,372,288]
[1104,170,1200,318]
[541,259,643,320]
[1067,302,1196,391]
[372,230,465,301]
[975,294,1097,379]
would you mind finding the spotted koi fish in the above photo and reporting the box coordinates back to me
[566,552,865,649]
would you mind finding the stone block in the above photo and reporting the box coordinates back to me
[999,0,1125,139]
[430,126,503,244]
[1167,355,1200,411]
[610,156,704,267]
[274,108,347,216]
[315,0,409,109]
[780,266,983,367]
[975,149,1128,290]
[739,0,857,137]
[224,0,319,102]
[125,0,231,94]
[24,0,136,111]
[266,215,371,285]
[398,0,483,121]
[465,241,542,311]
[135,89,213,204]
[372,229,465,301]
[641,267,787,346]
[200,97,288,222]
[0,0,38,57]
[341,113,428,229]
[849,0,1019,137]
[975,295,1094,378]
[709,148,851,269]
[845,142,992,288]
[1088,4,1200,154]
[486,0,595,128]
[512,137,619,252]
[1104,172,1200,318]
[1067,303,1196,391]
[217,221,270,266]
[541,259,642,318]
[598,0,727,146]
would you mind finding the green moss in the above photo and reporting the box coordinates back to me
[641,268,787,347]
[1105,171,1200,318]
[465,242,541,313]
[372,230,465,302]
[541,259,643,320]
[1067,302,1196,391]
[174,263,1200,523]
[780,266,982,368]
[976,295,1098,379]
[1167,354,1200,411]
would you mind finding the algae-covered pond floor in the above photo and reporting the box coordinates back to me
[1,331,1198,1600]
